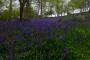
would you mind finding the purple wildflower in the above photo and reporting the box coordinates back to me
[61,48,70,60]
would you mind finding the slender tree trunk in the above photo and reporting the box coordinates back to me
[56,0,59,17]
[88,1,90,11]
[9,0,12,19]
[37,0,41,15]
[24,0,30,19]
[19,0,26,20]
[20,3,24,20]
[40,0,43,16]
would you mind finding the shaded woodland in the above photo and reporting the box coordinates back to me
[0,0,90,60]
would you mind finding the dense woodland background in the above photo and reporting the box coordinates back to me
[0,0,90,20]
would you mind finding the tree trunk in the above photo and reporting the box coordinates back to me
[9,0,12,19]
[26,0,30,18]
[20,4,24,20]
[40,0,43,16]
[19,0,26,20]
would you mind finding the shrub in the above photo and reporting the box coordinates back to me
[44,10,54,16]
[0,10,9,20]
[0,10,19,20]
[77,15,86,22]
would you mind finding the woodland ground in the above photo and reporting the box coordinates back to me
[0,12,90,60]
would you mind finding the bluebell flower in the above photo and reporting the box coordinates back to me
[59,34,66,41]
[61,48,70,60]
[0,36,5,43]
[12,34,27,42]
[19,46,27,52]
[47,28,53,33]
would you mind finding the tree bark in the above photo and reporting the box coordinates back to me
[40,0,43,16]
[19,0,27,20]
[9,0,12,19]
[20,3,24,20]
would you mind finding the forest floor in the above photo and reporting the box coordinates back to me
[0,12,90,60]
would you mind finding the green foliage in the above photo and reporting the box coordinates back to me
[0,10,10,20]
[44,10,54,16]
[65,25,90,60]
[69,0,85,9]
[77,15,86,22]
[30,9,38,17]
[71,14,86,22]
[13,10,19,19]
[0,10,19,20]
